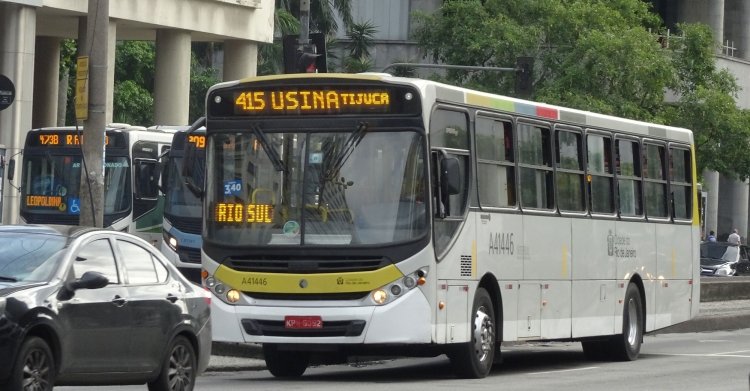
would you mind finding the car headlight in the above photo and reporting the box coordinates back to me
[370,267,428,306]
[716,264,733,276]
[204,273,245,305]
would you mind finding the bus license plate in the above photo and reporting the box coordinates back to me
[284,316,323,329]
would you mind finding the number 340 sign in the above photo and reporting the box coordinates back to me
[0,74,15,112]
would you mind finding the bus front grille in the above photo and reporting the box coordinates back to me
[178,247,202,264]
[225,256,390,274]
[241,319,366,337]
[245,292,369,301]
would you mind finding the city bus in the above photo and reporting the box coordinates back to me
[157,126,206,283]
[17,124,174,246]
[194,73,700,378]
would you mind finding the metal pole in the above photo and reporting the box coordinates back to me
[80,0,109,227]
[299,0,311,46]
[381,63,517,74]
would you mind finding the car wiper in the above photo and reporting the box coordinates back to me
[0,275,18,282]
[250,124,285,172]
[324,122,368,181]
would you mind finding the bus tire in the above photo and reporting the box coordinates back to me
[8,336,55,391]
[449,287,495,379]
[148,336,196,391]
[609,283,643,361]
[263,344,309,378]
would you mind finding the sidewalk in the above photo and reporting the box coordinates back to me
[205,299,750,372]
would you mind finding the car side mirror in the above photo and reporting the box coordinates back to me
[57,271,109,301]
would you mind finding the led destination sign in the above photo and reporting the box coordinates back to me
[37,133,109,147]
[188,134,206,149]
[214,203,274,224]
[234,89,391,115]
[208,82,421,118]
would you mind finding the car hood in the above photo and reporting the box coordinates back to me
[0,281,47,297]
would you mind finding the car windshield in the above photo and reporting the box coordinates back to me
[0,233,67,282]
[700,243,738,265]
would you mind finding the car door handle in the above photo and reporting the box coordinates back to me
[166,294,179,303]
[111,295,128,307]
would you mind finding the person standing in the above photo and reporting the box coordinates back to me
[728,229,741,246]
[707,230,717,242]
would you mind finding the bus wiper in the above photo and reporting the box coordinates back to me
[0,275,18,282]
[324,122,368,180]
[250,124,285,172]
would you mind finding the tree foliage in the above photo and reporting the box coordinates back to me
[413,0,750,180]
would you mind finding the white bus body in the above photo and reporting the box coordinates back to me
[199,74,699,378]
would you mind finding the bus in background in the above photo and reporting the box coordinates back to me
[156,126,206,283]
[16,124,174,246]
[194,74,700,379]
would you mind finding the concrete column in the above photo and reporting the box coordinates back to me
[106,20,117,124]
[717,175,749,242]
[32,36,60,128]
[679,0,724,44]
[154,29,191,125]
[703,169,720,238]
[736,0,750,59]
[223,40,258,81]
[0,3,37,224]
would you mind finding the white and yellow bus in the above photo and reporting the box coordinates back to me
[197,73,700,378]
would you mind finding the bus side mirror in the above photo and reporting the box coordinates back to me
[158,149,170,195]
[7,158,15,181]
[440,157,461,196]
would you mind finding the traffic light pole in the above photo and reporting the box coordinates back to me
[299,0,310,47]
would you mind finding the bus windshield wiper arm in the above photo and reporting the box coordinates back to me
[324,122,368,180]
[250,124,285,172]
[0,275,18,282]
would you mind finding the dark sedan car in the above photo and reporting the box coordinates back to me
[700,241,749,277]
[0,225,211,391]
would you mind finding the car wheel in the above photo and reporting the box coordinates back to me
[263,344,309,378]
[448,287,496,378]
[8,336,55,391]
[148,336,196,391]
[609,283,643,361]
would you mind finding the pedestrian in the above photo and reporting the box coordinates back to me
[707,230,717,242]
[728,228,741,246]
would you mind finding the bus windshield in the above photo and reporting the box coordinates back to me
[205,129,427,246]
[164,155,203,219]
[21,154,131,215]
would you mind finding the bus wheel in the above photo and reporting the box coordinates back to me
[610,283,643,361]
[9,336,55,391]
[263,344,309,378]
[449,287,495,379]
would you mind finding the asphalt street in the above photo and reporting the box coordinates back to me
[207,298,750,372]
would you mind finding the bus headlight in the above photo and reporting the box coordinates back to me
[369,267,428,306]
[205,274,246,305]
[163,231,178,251]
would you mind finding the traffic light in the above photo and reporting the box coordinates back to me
[282,34,327,74]
[515,56,534,98]
[296,51,321,73]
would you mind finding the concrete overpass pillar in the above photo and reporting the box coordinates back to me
[32,36,60,128]
[0,3,36,224]
[106,20,117,124]
[154,29,191,125]
[223,40,258,81]
[718,176,749,242]
[679,0,724,44]
[703,169,720,238]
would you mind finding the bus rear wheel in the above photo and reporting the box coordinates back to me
[263,344,309,378]
[610,283,643,361]
[449,287,496,379]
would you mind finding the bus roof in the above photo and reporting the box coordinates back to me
[214,73,693,144]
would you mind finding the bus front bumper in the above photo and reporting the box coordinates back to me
[210,288,433,345]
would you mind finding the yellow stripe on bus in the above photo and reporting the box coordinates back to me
[213,263,404,294]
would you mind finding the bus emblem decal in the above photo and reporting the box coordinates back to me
[299,279,308,289]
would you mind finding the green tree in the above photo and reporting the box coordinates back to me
[343,20,377,72]
[662,24,750,179]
